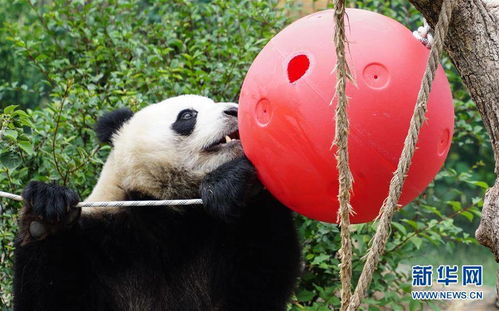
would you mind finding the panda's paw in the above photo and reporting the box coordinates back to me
[20,181,81,243]
[200,156,262,223]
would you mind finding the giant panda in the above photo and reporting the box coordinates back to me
[13,95,301,311]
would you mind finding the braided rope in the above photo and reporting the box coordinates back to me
[346,1,457,310]
[0,191,202,207]
[332,0,354,310]
[0,191,22,202]
[77,199,202,207]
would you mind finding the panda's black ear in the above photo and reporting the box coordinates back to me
[95,108,134,145]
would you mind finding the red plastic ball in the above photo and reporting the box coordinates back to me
[238,9,454,224]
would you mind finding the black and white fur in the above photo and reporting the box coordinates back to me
[13,95,301,311]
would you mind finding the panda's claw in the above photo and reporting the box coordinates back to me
[20,181,81,243]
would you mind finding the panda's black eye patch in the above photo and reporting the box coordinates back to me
[172,109,198,136]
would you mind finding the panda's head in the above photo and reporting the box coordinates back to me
[93,95,243,199]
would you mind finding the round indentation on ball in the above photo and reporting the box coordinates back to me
[363,63,390,89]
[255,98,272,126]
[438,128,451,156]
[287,54,310,83]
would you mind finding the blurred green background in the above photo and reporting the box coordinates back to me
[0,0,495,310]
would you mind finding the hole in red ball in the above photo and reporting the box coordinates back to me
[287,54,310,83]
[374,74,378,79]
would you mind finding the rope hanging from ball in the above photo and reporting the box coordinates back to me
[332,0,354,310]
[331,0,458,310]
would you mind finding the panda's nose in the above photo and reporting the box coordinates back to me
[223,107,238,118]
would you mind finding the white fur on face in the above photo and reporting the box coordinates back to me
[86,95,243,202]
[115,94,242,172]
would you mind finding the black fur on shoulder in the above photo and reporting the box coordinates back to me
[94,108,134,144]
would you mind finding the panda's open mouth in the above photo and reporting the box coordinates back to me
[204,130,240,152]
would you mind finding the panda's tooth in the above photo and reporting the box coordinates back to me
[225,136,232,143]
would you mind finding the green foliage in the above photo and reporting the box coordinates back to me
[0,1,45,109]
[0,0,495,310]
